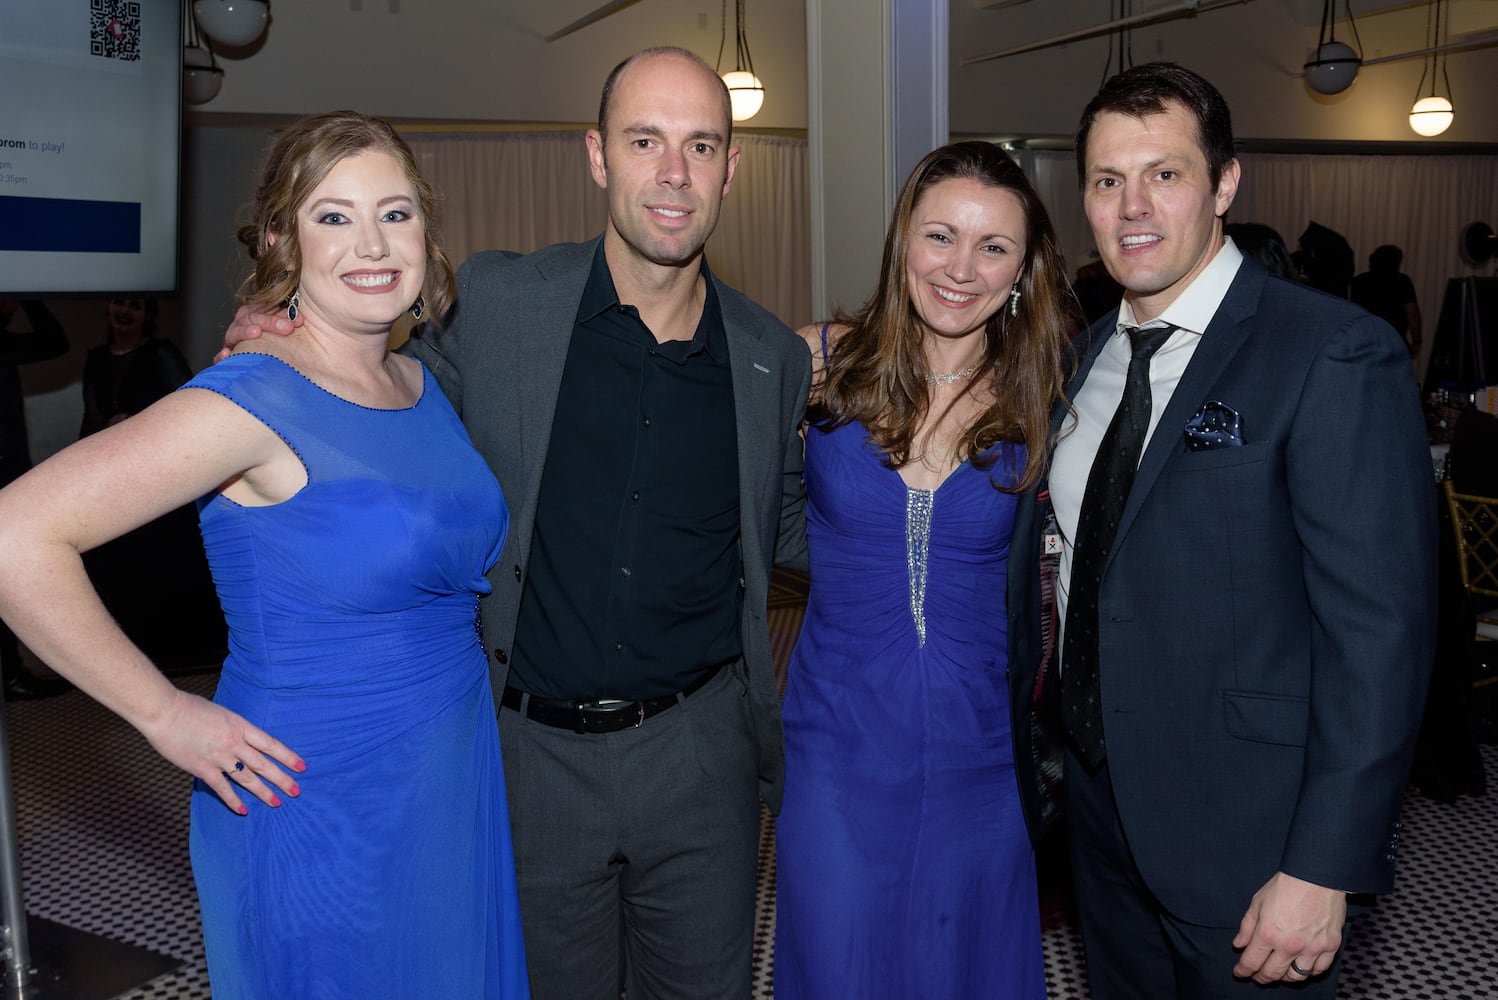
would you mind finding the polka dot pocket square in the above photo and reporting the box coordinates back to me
[1184,400,1243,451]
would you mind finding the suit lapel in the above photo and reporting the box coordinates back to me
[719,279,775,544]
[508,239,598,505]
[1054,315,1115,437]
[1109,263,1266,553]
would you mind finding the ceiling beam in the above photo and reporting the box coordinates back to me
[544,0,647,43]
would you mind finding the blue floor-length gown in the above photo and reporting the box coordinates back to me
[775,418,1045,999]
[183,353,528,999]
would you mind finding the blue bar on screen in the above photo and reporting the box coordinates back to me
[0,195,142,253]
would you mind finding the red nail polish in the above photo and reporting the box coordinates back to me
[294,760,307,772]
[269,795,282,808]
[288,784,301,797]
[237,804,248,816]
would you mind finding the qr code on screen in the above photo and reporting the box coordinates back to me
[90,0,142,62]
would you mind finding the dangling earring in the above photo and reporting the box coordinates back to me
[286,289,301,322]
[1008,284,1021,318]
[410,295,425,321]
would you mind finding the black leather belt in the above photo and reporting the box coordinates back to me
[500,666,721,735]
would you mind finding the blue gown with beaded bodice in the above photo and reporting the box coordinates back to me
[774,415,1044,998]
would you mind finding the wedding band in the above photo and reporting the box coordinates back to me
[1290,959,1312,977]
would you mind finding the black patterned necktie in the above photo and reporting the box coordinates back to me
[1061,323,1176,769]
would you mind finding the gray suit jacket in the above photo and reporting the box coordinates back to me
[405,238,811,811]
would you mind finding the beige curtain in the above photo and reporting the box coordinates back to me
[1016,148,1498,378]
[404,131,811,330]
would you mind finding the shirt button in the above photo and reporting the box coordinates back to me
[648,349,658,357]
[642,417,651,427]
[620,566,631,577]
[614,641,624,651]
[631,491,640,502]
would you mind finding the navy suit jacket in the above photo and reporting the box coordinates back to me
[1008,259,1437,924]
[404,239,812,812]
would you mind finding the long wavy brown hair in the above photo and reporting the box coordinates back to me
[236,111,456,324]
[813,141,1073,493]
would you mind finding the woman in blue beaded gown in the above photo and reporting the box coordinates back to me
[775,142,1072,998]
[0,112,528,998]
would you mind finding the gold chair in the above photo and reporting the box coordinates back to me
[1443,480,1498,646]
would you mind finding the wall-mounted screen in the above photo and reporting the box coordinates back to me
[0,0,180,295]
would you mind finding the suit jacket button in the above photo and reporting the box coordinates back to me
[493,648,508,664]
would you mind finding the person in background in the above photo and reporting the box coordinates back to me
[0,299,70,700]
[774,141,1070,999]
[78,298,223,669]
[0,111,529,998]
[1351,244,1423,358]
[1010,62,1435,996]
[79,298,191,436]
[1223,222,1297,281]
[1072,256,1125,326]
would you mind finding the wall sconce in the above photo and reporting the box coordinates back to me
[192,0,270,48]
[183,6,223,105]
[1409,0,1454,136]
[718,0,765,122]
[1303,0,1362,95]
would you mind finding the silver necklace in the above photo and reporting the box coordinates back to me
[924,364,979,386]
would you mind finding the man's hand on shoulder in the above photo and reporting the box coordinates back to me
[213,304,299,364]
[1232,871,1346,984]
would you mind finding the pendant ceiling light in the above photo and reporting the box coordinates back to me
[192,0,270,48]
[717,0,765,122]
[1409,0,1455,136]
[182,5,223,105]
[1303,0,1362,95]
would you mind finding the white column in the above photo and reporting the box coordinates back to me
[807,0,947,319]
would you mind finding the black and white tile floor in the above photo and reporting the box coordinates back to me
[5,639,1495,998]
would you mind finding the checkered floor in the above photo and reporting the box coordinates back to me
[4,621,1495,998]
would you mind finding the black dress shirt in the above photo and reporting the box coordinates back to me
[507,245,742,700]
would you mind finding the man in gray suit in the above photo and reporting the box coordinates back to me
[232,47,809,999]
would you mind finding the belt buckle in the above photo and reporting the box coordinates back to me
[574,699,646,734]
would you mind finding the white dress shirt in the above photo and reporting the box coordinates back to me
[1051,238,1245,643]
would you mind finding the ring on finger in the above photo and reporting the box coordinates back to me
[223,761,246,779]
[1289,959,1313,977]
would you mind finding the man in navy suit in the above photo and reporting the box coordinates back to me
[1009,63,1436,996]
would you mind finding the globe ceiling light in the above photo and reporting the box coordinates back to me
[717,0,765,123]
[1408,0,1456,138]
[192,0,269,48]
[721,70,766,122]
[183,45,224,104]
[1303,41,1361,95]
[1302,0,1362,96]
[1409,95,1454,136]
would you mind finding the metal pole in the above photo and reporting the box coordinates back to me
[960,0,1253,67]
[0,705,33,994]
